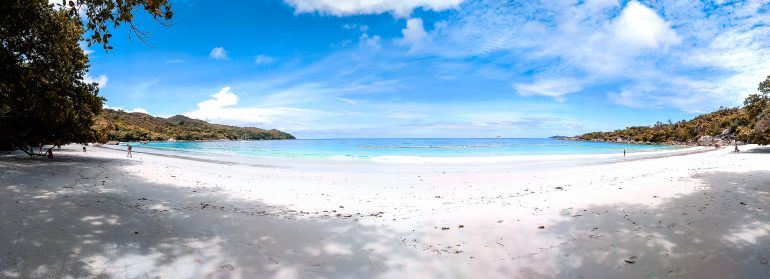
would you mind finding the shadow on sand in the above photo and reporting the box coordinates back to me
[741,146,770,154]
[3,149,770,278]
[0,150,416,278]
[520,170,770,278]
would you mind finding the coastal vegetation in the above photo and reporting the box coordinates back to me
[94,109,295,142]
[0,0,172,154]
[577,75,770,145]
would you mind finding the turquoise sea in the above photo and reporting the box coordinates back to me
[130,138,680,159]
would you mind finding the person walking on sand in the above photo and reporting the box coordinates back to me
[46,148,53,159]
[735,143,740,153]
[127,144,133,158]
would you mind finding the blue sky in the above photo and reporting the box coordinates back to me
[84,0,770,138]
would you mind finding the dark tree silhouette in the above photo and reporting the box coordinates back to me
[0,0,173,155]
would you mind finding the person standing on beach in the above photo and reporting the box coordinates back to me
[127,144,133,158]
[623,149,626,156]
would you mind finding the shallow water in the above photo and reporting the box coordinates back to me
[130,138,679,159]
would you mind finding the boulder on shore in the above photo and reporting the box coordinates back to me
[697,135,714,146]
[714,140,724,147]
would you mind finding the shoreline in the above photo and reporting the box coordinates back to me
[95,141,704,168]
[1,144,768,277]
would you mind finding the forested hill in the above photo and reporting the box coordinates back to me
[576,108,747,145]
[575,75,770,145]
[93,109,295,142]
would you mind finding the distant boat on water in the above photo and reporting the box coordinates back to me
[240,132,251,142]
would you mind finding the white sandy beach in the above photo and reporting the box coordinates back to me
[1,144,769,278]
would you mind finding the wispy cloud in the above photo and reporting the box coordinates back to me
[513,78,584,101]
[253,55,276,65]
[358,33,382,49]
[84,74,108,88]
[209,47,228,60]
[408,0,770,112]
[283,0,464,17]
[257,77,400,106]
[94,0,770,137]
[184,87,328,130]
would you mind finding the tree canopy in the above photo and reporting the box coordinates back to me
[1,0,103,154]
[738,76,770,144]
[0,0,172,155]
[51,0,173,50]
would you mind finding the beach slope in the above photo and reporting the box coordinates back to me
[1,145,769,278]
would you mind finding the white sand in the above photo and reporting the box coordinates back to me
[1,144,769,278]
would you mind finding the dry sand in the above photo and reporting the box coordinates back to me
[1,144,769,278]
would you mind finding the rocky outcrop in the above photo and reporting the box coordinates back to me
[697,135,739,147]
[697,135,714,146]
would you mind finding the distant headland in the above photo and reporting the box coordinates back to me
[94,109,295,142]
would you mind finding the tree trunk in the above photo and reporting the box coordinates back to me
[19,146,34,157]
[18,146,45,157]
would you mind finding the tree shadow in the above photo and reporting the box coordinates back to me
[521,170,770,278]
[740,146,770,154]
[0,151,417,278]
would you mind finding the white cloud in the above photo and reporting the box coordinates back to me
[338,97,361,105]
[343,23,369,32]
[254,55,276,65]
[399,18,427,45]
[359,33,382,49]
[84,74,108,88]
[102,104,121,110]
[283,0,464,17]
[513,78,584,100]
[184,87,322,129]
[416,1,681,74]
[79,42,94,56]
[410,0,769,112]
[196,87,238,110]
[209,47,228,60]
[102,105,148,114]
[610,1,681,49]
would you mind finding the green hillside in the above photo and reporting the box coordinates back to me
[93,109,295,142]
[576,107,747,144]
[576,76,770,145]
